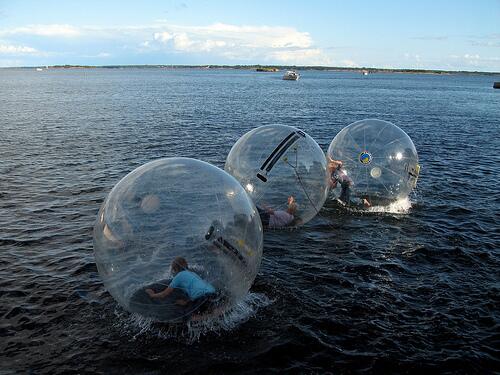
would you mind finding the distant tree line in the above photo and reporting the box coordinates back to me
[22,64,500,75]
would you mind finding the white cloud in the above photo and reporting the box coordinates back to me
[0,24,81,38]
[268,48,331,65]
[147,22,329,64]
[447,53,500,71]
[81,51,112,58]
[1,21,497,70]
[179,23,312,49]
[0,21,334,65]
[153,31,173,43]
[188,23,309,52]
[173,33,194,50]
[464,53,480,60]
[155,31,228,53]
[0,43,39,55]
[461,53,500,69]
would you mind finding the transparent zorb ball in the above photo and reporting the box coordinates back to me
[225,125,329,228]
[93,157,263,322]
[327,119,419,207]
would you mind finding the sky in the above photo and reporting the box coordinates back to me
[0,0,499,71]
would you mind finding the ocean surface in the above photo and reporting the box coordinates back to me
[1,68,499,374]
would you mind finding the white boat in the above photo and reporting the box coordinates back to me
[36,68,43,71]
[283,70,300,80]
[362,70,369,76]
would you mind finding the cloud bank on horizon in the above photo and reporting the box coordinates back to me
[0,21,335,67]
[0,0,498,71]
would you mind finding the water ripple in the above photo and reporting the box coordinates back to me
[0,68,498,374]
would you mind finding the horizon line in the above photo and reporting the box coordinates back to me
[2,64,499,75]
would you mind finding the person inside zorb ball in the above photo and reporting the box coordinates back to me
[327,119,420,208]
[225,125,329,228]
[93,157,263,323]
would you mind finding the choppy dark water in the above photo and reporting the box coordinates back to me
[1,68,499,374]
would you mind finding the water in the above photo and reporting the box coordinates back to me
[1,68,499,374]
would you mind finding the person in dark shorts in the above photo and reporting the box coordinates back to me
[328,157,371,208]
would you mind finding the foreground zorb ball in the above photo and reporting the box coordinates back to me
[225,125,329,227]
[93,157,263,322]
[327,119,419,206]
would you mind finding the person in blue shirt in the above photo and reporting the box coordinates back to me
[145,256,216,307]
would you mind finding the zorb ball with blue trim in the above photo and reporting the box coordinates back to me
[225,125,329,227]
[327,119,419,206]
[93,157,263,322]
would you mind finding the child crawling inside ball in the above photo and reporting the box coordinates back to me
[257,195,299,228]
[146,256,219,315]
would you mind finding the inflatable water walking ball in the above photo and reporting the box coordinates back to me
[225,125,329,227]
[93,157,263,322]
[327,119,419,207]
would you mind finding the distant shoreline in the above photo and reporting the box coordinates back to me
[4,64,499,76]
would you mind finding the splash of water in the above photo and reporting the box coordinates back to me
[366,197,413,214]
[113,292,272,343]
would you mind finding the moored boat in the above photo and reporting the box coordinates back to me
[283,70,300,80]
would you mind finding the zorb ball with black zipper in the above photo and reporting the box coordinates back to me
[225,125,329,227]
[327,119,420,206]
[93,157,263,322]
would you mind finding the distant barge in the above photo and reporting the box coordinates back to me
[494,82,500,89]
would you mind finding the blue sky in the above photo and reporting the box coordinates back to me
[0,0,499,71]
